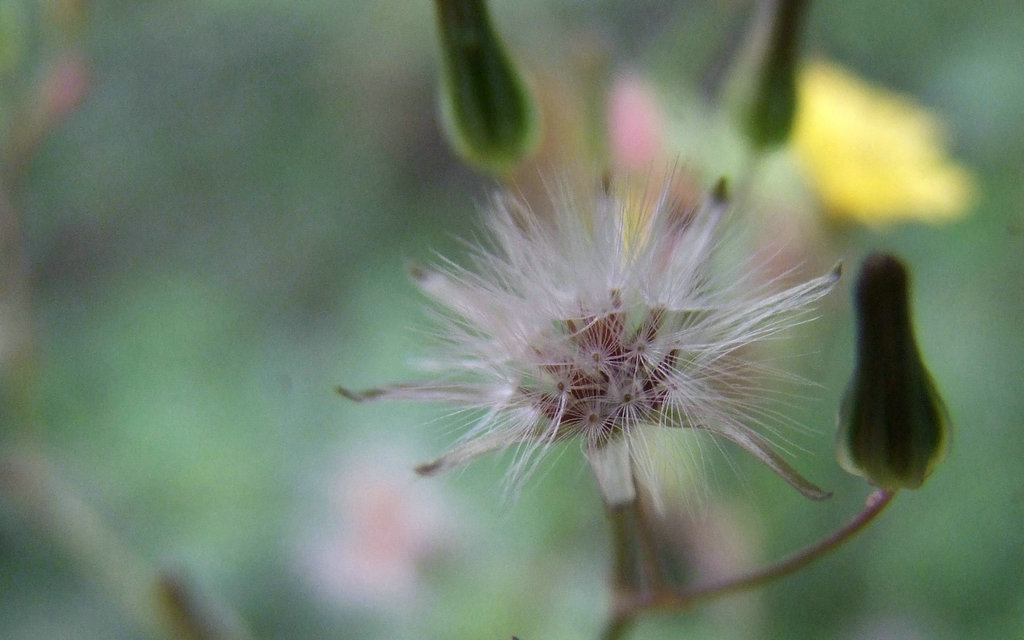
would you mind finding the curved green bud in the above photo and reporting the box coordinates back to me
[837,253,950,489]
[740,0,809,150]
[434,0,539,176]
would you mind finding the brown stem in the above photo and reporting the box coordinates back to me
[603,489,896,636]
[667,489,895,607]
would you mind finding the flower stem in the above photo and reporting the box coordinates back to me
[602,489,896,637]
[603,496,654,640]
[606,495,663,599]
[666,488,896,608]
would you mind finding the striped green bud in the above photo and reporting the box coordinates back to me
[434,0,539,175]
[837,253,950,490]
[741,0,809,150]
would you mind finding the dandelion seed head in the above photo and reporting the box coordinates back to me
[342,174,838,507]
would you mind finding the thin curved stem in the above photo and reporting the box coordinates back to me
[664,488,895,608]
[603,489,896,636]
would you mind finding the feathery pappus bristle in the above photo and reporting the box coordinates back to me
[340,174,839,507]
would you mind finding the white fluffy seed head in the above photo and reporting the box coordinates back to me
[345,175,839,507]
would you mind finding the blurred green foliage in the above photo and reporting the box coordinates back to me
[2,1,1023,639]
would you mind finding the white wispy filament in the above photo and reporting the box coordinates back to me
[340,177,839,507]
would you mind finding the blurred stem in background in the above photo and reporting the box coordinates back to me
[0,3,255,638]
[0,454,255,640]
[2,1,89,431]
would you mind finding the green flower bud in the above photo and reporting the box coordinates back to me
[837,253,950,490]
[434,0,539,176]
[740,0,809,150]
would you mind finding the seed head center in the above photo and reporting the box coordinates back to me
[529,298,679,439]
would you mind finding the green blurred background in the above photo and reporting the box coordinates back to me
[1,1,1021,638]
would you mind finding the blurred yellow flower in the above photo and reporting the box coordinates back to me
[792,60,975,225]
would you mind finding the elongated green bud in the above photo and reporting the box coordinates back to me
[434,0,539,175]
[742,0,809,150]
[837,254,950,489]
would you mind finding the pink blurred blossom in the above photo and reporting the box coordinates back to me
[607,72,665,171]
[296,451,454,608]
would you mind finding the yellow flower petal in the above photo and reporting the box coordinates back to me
[793,60,975,225]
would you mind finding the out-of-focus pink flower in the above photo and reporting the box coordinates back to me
[296,452,453,608]
[607,72,665,171]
